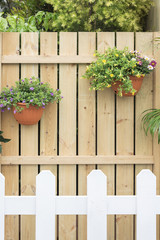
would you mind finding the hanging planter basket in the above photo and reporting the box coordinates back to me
[111,75,144,96]
[13,103,44,125]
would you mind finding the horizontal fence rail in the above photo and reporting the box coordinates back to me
[1,55,96,64]
[0,155,154,165]
[0,169,159,240]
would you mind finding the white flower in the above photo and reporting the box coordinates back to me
[147,65,154,70]
[131,58,136,61]
[144,56,150,61]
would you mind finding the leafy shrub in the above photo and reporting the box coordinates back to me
[0,11,54,32]
[45,0,154,31]
[0,0,154,32]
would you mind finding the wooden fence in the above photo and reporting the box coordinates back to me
[0,32,160,240]
[0,169,159,240]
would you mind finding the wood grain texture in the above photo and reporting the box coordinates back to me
[135,33,154,240]
[116,32,134,240]
[21,33,38,240]
[1,32,19,240]
[97,32,115,240]
[40,32,58,239]
[59,32,77,240]
[78,32,96,240]
[0,155,154,165]
[153,32,160,240]
[135,32,153,182]
[2,55,96,64]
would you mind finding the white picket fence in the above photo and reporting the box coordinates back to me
[0,169,160,240]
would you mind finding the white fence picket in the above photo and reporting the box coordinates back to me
[0,173,4,240]
[87,170,107,240]
[36,170,55,240]
[0,169,159,239]
[136,170,156,240]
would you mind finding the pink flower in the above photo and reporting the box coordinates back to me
[149,60,157,68]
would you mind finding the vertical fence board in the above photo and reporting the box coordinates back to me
[40,32,58,239]
[59,32,77,240]
[116,32,134,240]
[1,32,19,240]
[153,32,160,240]
[135,32,154,240]
[135,32,153,175]
[21,33,38,240]
[97,32,115,240]
[78,32,96,240]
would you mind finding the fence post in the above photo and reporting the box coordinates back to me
[87,170,107,240]
[0,173,5,240]
[136,169,156,240]
[36,170,55,240]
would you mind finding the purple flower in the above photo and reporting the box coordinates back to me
[22,100,25,103]
[22,79,25,82]
[61,96,64,98]
[14,110,16,114]
[10,98,13,102]
[50,92,54,96]
[30,78,32,80]
[149,60,157,68]
[138,61,142,66]
[0,104,3,108]
[30,99,33,102]
[56,89,59,91]
[4,98,7,101]
[7,107,11,110]
[10,88,13,92]
[1,109,5,112]
[42,102,45,106]
[30,87,34,91]
[42,106,45,109]
[30,81,32,83]
[41,82,44,85]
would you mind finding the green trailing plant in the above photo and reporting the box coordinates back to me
[0,11,54,32]
[0,131,11,153]
[45,0,154,32]
[83,47,156,96]
[142,109,160,144]
[0,76,63,113]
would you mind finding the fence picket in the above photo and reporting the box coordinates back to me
[87,170,107,240]
[136,170,156,240]
[36,171,55,240]
[0,170,159,239]
[0,173,4,240]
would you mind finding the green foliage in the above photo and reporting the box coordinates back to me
[11,0,53,18]
[0,11,54,32]
[83,47,156,96]
[0,77,63,113]
[45,0,154,31]
[142,109,160,144]
[0,131,11,153]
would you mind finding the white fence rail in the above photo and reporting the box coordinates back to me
[0,169,160,240]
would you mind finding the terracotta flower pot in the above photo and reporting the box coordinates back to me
[13,103,44,125]
[112,75,144,96]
